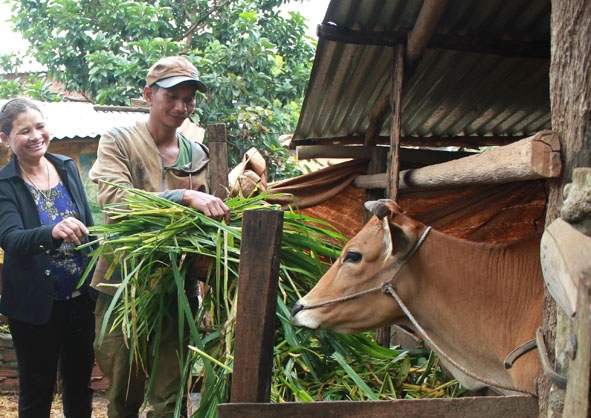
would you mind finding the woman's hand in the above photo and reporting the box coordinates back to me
[51,216,89,245]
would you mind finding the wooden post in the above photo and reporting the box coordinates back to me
[376,43,405,349]
[207,123,229,200]
[386,44,404,201]
[230,210,283,403]
[562,272,591,418]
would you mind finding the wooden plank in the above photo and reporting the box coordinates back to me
[563,271,591,418]
[540,219,591,316]
[354,131,561,190]
[218,395,539,418]
[206,123,229,200]
[230,210,283,403]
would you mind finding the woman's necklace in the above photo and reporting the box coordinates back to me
[20,159,53,205]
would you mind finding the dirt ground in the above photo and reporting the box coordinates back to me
[0,391,137,417]
[0,391,201,417]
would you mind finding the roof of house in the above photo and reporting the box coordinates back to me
[0,100,210,143]
[291,0,551,151]
[0,100,150,141]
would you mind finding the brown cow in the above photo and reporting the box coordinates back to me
[291,199,543,396]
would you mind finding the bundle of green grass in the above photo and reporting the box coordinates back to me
[79,185,462,417]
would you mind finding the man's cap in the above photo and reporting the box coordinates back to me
[146,56,207,93]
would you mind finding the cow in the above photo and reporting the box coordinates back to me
[291,199,544,396]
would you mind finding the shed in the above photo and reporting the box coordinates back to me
[292,0,550,149]
[278,0,555,246]
[220,0,580,417]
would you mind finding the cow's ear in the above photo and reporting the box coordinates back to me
[387,221,414,257]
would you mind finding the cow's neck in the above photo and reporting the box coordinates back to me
[395,230,543,393]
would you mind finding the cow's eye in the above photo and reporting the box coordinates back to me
[343,251,362,263]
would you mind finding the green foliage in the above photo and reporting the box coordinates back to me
[5,0,317,180]
[0,78,22,99]
[24,74,64,101]
[0,53,23,75]
[0,72,62,102]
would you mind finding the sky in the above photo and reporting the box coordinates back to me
[0,1,29,55]
[0,0,330,56]
[281,0,330,38]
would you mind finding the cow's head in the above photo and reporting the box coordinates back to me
[291,199,427,334]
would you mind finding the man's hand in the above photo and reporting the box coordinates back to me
[182,189,230,223]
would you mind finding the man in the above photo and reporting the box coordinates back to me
[89,56,230,417]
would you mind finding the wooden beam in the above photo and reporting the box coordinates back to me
[406,0,448,68]
[290,135,526,149]
[230,210,283,403]
[295,145,469,167]
[207,124,229,200]
[296,145,379,160]
[317,24,406,47]
[218,395,539,418]
[364,78,391,146]
[316,24,549,59]
[354,131,561,190]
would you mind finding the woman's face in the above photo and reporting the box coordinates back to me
[0,108,50,165]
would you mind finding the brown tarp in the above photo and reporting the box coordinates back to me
[234,156,547,243]
[265,159,369,210]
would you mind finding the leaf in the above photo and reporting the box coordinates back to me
[331,351,378,401]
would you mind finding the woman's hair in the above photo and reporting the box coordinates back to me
[0,98,43,137]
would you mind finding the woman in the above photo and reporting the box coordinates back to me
[0,98,96,418]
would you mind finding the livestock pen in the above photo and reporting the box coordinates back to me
[216,210,539,418]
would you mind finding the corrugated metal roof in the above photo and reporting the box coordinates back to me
[292,0,551,149]
[0,100,148,141]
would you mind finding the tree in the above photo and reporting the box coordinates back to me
[541,1,591,417]
[5,0,317,180]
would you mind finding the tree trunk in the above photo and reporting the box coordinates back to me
[544,1,591,417]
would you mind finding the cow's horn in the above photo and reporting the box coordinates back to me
[364,200,393,219]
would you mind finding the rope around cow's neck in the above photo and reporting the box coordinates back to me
[301,224,537,396]
[383,284,537,396]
